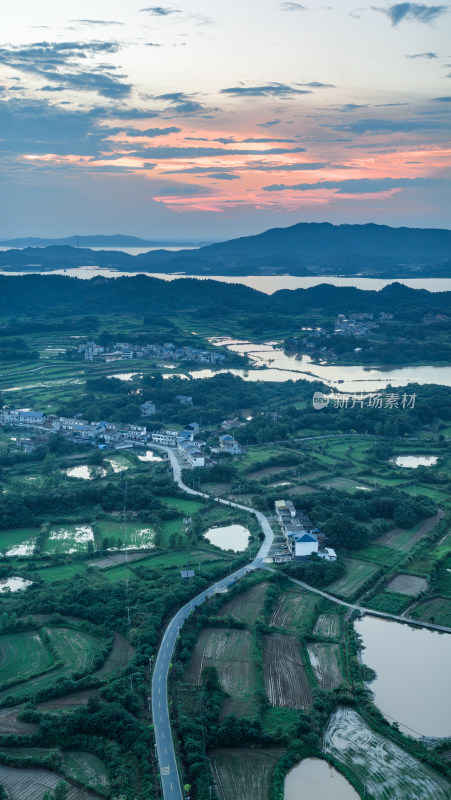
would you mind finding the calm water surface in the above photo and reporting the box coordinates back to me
[0,577,33,592]
[284,758,359,800]
[355,616,451,737]
[204,524,250,552]
[0,267,450,293]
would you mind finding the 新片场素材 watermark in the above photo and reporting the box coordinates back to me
[312,391,416,410]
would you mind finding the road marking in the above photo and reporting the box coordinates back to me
[161,765,170,775]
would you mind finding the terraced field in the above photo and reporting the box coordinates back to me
[313,614,341,638]
[219,582,268,624]
[328,558,379,598]
[307,643,343,690]
[0,706,37,736]
[95,633,134,681]
[269,590,319,632]
[0,631,53,686]
[323,707,451,799]
[186,628,257,717]
[46,628,101,673]
[210,747,284,800]
[263,634,312,709]
[385,574,428,596]
[0,763,102,800]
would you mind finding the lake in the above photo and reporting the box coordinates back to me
[355,616,451,737]
[204,524,250,552]
[284,758,359,800]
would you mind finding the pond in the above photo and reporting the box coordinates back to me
[137,450,164,462]
[392,455,438,468]
[107,458,129,473]
[284,758,359,800]
[0,577,33,592]
[355,616,451,737]
[204,524,250,552]
[65,465,107,479]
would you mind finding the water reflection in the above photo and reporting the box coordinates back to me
[0,577,33,592]
[284,758,359,800]
[204,524,250,552]
[355,616,451,737]
[393,455,438,468]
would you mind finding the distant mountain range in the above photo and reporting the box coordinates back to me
[0,222,450,277]
[0,234,208,248]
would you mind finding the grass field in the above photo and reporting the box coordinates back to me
[328,558,380,599]
[0,527,40,557]
[210,747,284,800]
[159,496,204,514]
[437,555,451,598]
[219,582,268,624]
[263,634,312,709]
[0,631,53,686]
[313,614,341,639]
[323,707,451,799]
[410,596,451,627]
[307,643,343,690]
[186,628,258,718]
[269,590,319,633]
[261,707,299,736]
[34,563,90,583]
[62,751,110,793]
[354,544,405,568]
[376,512,445,552]
[366,592,410,614]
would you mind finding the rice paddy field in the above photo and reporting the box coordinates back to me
[269,589,320,633]
[0,527,40,557]
[96,520,155,549]
[323,707,451,799]
[307,643,343,690]
[42,525,95,555]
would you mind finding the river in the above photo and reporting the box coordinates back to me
[0,265,450,293]
[184,338,451,391]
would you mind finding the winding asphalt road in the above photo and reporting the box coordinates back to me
[151,446,274,800]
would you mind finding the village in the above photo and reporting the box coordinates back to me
[0,404,243,470]
[77,339,227,365]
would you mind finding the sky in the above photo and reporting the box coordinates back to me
[1,0,450,239]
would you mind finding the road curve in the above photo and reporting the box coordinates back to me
[264,567,451,634]
[151,446,274,800]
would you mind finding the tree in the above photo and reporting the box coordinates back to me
[42,782,69,800]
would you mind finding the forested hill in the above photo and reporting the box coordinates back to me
[0,221,450,276]
[0,274,449,319]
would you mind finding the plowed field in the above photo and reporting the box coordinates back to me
[385,574,428,596]
[269,591,318,632]
[0,764,102,800]
[186,628,257,703]
[210,747,284,800]
[307,643,343,690]
[313,614,341,638]
[263,634,312,709]
[219,582,268,624]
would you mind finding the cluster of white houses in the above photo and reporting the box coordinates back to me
[0,407,243,467]
[275,499,336,562]
[78,340,226,365]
